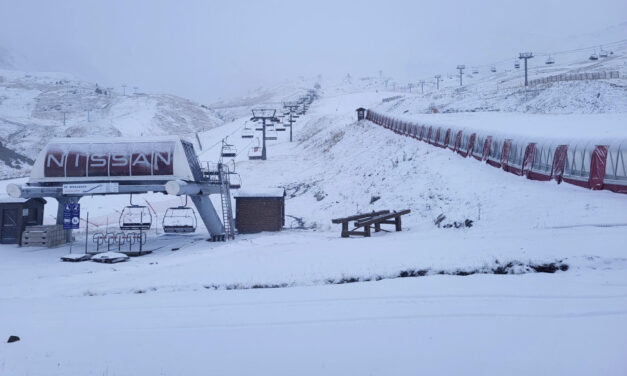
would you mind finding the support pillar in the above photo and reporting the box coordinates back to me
[190,195,225,238]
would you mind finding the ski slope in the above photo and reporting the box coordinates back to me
[1,86,627,375]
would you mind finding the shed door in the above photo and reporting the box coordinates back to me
[1,209,19,244]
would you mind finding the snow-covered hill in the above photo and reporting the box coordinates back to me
[0,68,224,178]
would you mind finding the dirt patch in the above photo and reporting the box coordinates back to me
[202,260,569,291]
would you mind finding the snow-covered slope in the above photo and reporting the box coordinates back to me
[208,79,318,120]
[1,87,627,375]
[0,69,223,178]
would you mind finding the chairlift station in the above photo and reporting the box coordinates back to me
[6,135,236,242]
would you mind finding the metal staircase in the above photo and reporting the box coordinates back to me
[218,164,235,240]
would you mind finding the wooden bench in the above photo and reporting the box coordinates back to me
[331,209,410,237]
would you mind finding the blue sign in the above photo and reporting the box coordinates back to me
[63,203,80,230]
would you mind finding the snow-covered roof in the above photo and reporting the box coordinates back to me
[234,188,285,198]
[46,135,187,144]
[0,196,46,204]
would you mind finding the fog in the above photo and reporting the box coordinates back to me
[0,0,625,103]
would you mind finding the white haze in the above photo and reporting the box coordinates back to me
[0,0,625,103]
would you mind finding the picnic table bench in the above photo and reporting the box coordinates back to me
[331,209,411,237]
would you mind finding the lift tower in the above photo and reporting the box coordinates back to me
[251,109,278,161]
[456,65,465,87]
[283,102,300,142]
[518,52,534,86]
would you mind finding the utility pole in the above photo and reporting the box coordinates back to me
[251,109,278,160]
[518,52,534,86]
[435,75,441,90]
[456,65,465,86]
[419,80,425,95]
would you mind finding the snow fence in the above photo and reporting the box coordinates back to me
[365,110,627,194]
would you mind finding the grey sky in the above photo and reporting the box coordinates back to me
[0,0,625,103]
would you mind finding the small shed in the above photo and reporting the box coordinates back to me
[234,188,285,234]
[356,107,366,121]
[0,197,46,245]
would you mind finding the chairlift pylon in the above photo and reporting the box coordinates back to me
[162,196,197,233]
[119,194,152,231]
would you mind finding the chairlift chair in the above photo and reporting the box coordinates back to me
[241,128,254,138]
[599,49,608,58]
[241,122,254,138]
[589,51,599,61]
[490,66,497,73]
[275,123,286,131]
[248,138,263,160]
[472,68,479,74]
[221,137,237,158]
[514,61,520,69]
[229,173,242,189]
[162,197,197,233]
[119,195,152,231]
[545,56,555,65]
[265,126,278,141]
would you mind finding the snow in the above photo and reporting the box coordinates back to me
[0,69,223,177]
[234,188,285,198]
[1,35,627,374]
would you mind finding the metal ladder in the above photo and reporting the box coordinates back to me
[218,163,235,240]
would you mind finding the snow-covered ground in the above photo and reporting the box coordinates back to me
[1,83,627,375]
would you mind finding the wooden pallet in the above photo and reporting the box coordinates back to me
[21,225,67,247]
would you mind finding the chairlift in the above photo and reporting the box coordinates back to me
[514,61,520,69]
[119,194,152,230]
[275,123,286,131]
[223,160,241,189]
[229,173,242,189]
[545,55,555,65]
[265,127,278,141]
[472,68,478,74]
[221,137,237,158]
[162,196,197,233]
[589,51,599,61]
[490,66,497,73]
[241,128,254,138]
[248,138,263,160]
[241,122,254,138]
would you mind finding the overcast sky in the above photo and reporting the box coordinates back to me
[0,0,625,103]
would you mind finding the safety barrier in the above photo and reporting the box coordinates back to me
[528,71,619,86]
[364,109,627,194]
